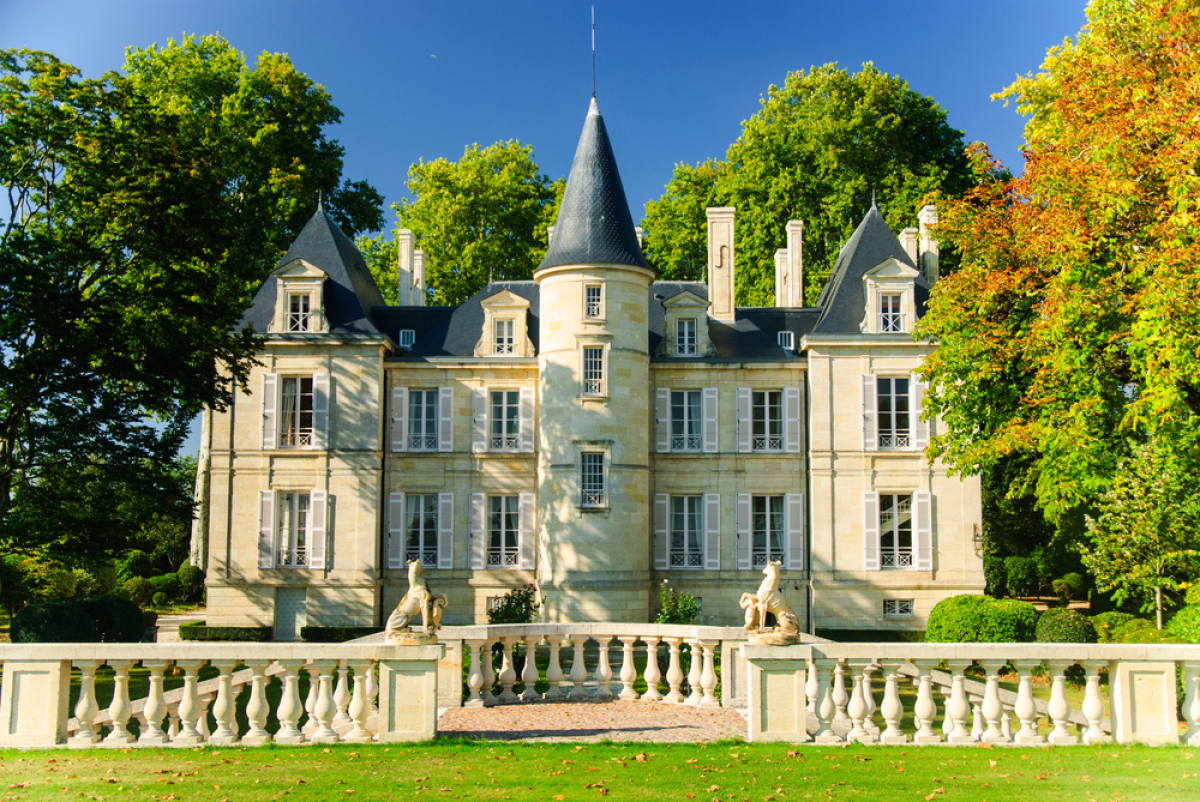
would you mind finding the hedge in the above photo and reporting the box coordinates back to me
[12,595,144,643]
[814,629,925,643]
[982,556,1007,598]
[925,594,1038,643]
[1004,556,1039,598]
[1166,604,1200,644]
[179,622,272,642]
[301,626,383,643]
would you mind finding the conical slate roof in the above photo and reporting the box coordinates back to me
[538,98,651,271]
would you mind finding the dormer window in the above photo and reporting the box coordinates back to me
[585,285,603,319]
[287,293,312,332]
[659,290,711,359]
[880,294,904,333]
[777,331,794,351]
[494,319,515,354]
[271,259,328,334]
[398,329,416,348]
[676,319,698,356]
[475,289,532,357]
[861,257,920,335]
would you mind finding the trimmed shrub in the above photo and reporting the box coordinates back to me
[79,595,144,642]
[991,598,1040,642]
[1186,583,1200,606]
[176,565,205,601]
[1061,572,1086,598]
[179,621,272,642]
[11,595,143,643]
[301,626,383,643]
[1166,603,1200,644]
[152,592,168,607]
[121,577,156,607]
[1092,611,1137,643]
[925,594,1038,643]
[148,574,182,601]
[1004,556,1039,598]
[1036,607,1096,643]
[1111,618,1180,644]
[983,556,1008,598]
[117,550,155,583]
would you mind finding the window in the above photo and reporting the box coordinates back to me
[883,599,914,618]
[671,391,702,451]
[583,347,604,396]
[777,330,794,351]
[406,494,440,566]
[407,390,439,451]
[581,452,605,507]
[487,495,520,567]
[287,293,311,332]
[490,390,519,451]
[398,329,416,348]
[752,391,782,451]
[877,377,911,449]
[670,496,704,568]
[494,319,515,354]
[276,492,310,567]
[880,494,914,568]
[880,293,903,333]
[752,496,785,566]
[585,285,602,318]
[676,319,697,356]
[279,377,314,447]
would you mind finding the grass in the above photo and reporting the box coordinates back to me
[0,741,1197,801]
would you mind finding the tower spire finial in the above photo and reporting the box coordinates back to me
[591,5,596,98]
[317,189,323,212]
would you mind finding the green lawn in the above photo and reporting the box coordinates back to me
[0,741,1196,801]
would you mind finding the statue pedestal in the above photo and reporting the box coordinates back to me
[385,630,440,647]
[749,629,801,646]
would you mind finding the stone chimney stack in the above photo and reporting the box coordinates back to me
[706,207,736,321]
[397,229,415,305]
[774,249,789,308]
[900,227,919,267]
[635,226,644,248]
[412,249,427,307]
[785,219,804,307]
[547,225,555,246]
[918,205,939,286]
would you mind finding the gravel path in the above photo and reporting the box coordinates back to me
[437,701,748,742]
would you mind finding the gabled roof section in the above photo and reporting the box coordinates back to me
[244,207,388,337]
[811,205,928,335]
[389,281,540,359]
[538,98,651,271]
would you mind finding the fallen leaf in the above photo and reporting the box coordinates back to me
[635,753,648,762]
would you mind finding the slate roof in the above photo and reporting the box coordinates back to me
[538,98,651,271]
[811,204,928,335]
[244,207,388,337]
[383,282,540,359]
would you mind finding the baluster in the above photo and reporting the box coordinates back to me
[618,636,640,701]
[242,660,273,745]
[864,661,880,736]
[699,640,719,709]
[685,639,703,706]
[197,694,213,739]
[366,660,379,717]
[845,660,877,743]
[174,660,206,745]
[641,637,663,702]
[140,660,170,745]
[979,661,1008,744]
[275,660,306,744]
[464,640,487,707]
[309,660,339,743]
[545,638,565,701]
[812,659,841,744]
[167,705,180,740]
[1081,660,1112,745]
[941,683,954,739]
[569,635,589,700]
[102,661,136,745]
[134,712,149,741]
[481,638,498,705]
[521,636,541,701]
[805,659,819,713]
[944,661,974,744]
[663,638,685,703]
[593,635,614,701]
[1046,660,1078,745]
[831,660,850,723]
[912,660,941,744]
[1182,661,1200,747]
[497,637,519,703]
[344,660,374,743]
[302,664,320,735]
[1001,706,1012,740]
[69,661,103,747]
[208,660,240,745]
[1012,660,1044,745]
[970,699,984,740]
[333,661,352,727]
[878,660,908,744]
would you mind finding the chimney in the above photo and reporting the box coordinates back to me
[918,205,939,286]
[900,227,919,267]
[635,226,644,248]
[785,219,804,307]
[547,225,555,245]
[397,229,415,305]
[774,249,789,308]
[706,207,736,321]
[412,250,427,307]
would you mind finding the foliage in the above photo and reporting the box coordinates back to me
[394,140,564,305]
[1166,603,1200,644]
[1004,556,1039,598]
[300,626,383,643]
[982,556,1007,598]
[1091,611,1138,643]
[1035,608,1096,643]
[486,584,541,624]
[175,564,205,602]
[148,573,182,602]
[641,63,975,306]
[1188,583,1200,606]
[178,621,272,642]
[121,577,156,607]
[1110,618,1181,644]
[11,594,143,643]
[924,594,1037,643]
[654,582,701,625]
[357,231,399,305]
[118,551,155,584]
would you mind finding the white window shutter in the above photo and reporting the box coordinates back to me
[784,386,802,453]
[518,492,536,570]
[914,491,934,571]
[471,387,488,453]
[912,374,929,451]
[469,493,486,570]
[258,490,275,568]
[311,373,330,450]
[390,387,408,452]
[863,491,881,571]
[736,493,752,570]
[655,388,670,453]
[785,493,804,571]
[437,492,454,569]
[704,493,721,571]
[737,387,752,453]
[388,492,406,569]
[438,386,454,452]
[861,374,878,452]
[653,494,669,570]
[261,373,278,450]
[308,489,327,569]
[519,387,535,452]
[703,387,719,453]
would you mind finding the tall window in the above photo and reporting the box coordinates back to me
[583,347,604,396]
[581,453,605,507]
[752,391,782,451]
[752,495,785,566]
[279,377,314,447]
[676,319,697,356]
[287,294,311,332]
[670,496,703,568]
[877,377,910,449]
[879,494,913,568]
[585,285,602,318]
[671,390,702,451]
[494,319,515,354]
[880,293,903,332]
[490,390,519,451]
[488,495,520,567]
[407,390,439,451]
[277,492,310,567]
[406,494,439,566]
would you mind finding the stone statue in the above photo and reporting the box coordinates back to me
[385,560,448,644]
[740,561,801,645]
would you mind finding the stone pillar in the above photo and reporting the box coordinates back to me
[706,207,736,321]
[412,250,426,306]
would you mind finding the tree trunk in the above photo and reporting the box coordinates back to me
[1156,585,1163,630]
[189,406,213,570]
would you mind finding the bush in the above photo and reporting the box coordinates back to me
[1061,572,1086,598]
[11,595,143,643]
[152,592,168,607]
[121,577,156,607]
[1036,608,1096,643]
[1186,583,1200,606]
[117,550,155,584]
[486,584,541,624]
[1110,618,1180,644]
[176,564,205,601]
[301,627,383,643]
[1004,556,1039,598]
[991,598,1040,642]
[179,622,272,642]
[1166,603,1200,644]
[148,574,182,601]
[925,594,1038,643]
[70,569,104,598]
[983,556,1008,598]
[1092,611,1137,643]
[655,582,701,624]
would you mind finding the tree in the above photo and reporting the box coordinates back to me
[641,63,975,306]
[394,140,564,305]
[914,0,1200,523]
[1080,442,1200,628]
[357,231,399,305]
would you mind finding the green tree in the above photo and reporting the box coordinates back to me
[642,63,975,306]
[357,231,400,305]
[394,140,564,305]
